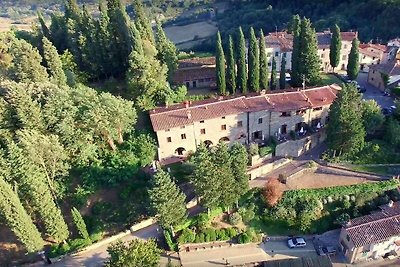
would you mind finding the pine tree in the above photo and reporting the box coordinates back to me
[0,176,44,253]
[236,27,247,94]
[191,143,221,210]
[270,57,277,90]
[347,38,360,81]
[132,0,155,44]
[297,18,321,86]
[226,35,236,94]
[71,207,90,241]
[259,29,269,90]
[42,37,67,86]
[216,31,226,95]
[279,57,286,89]
[155,21,178,82]
[248,27,260,92]
[149,169,187,228]
[329,24,341,72]
[9,143,69,243]
[327,83,365,158]
[8,39,49,83]
[290,14,301,87]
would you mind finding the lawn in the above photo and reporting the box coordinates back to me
[249,216,299,236]
[319,73,344,86]
[350,165,392,175]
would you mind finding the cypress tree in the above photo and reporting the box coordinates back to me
[248,27,260,92]
[155,21,178,82]
[270,57,277,90]
[49,13,68,53]
[297,18,321,86]
[37,11,51,40]
[132,0,155,44]
[327,83,365,158]
[229,143,248,205]
[0,176,44,253]
[279,57,286,89]
[226,35,236,94]
[97,2,114,77]
[236,27,247,94]
[71,207,90,241]
[347,38,360,81]
[216,31,226,95]
[9,144,69,243]
[259,29,269,90]
[290,15,301,87]
[329,24,342,72]
[42,37,67,86]
[131,23,144,55]
[149,169,187,229]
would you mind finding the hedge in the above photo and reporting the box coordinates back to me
[177,227,239,244]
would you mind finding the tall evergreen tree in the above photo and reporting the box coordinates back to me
[191,143,220,210]
[347,38,360,81]
[236,27,247,94]
[329,24,341,72]
[259,29,269,90]
[229,143,248,205]
[327,83,365,158]
[9,144,69,243]
[279,57,286,89]
[290,14,301,87]
[37,11,51,40]
[0,176,44,253]
[71,207,90,240]
[216,31,226,95]
[149,169,187,229]
[270,57,277,90]
[132,0,155,44]
[248,27,260,92]
[49,13,68,52]
[155,21,178,82]
[42,37,67,86]
[213,142,236,210]
[96,2,114,77]
[297,18,321,86]
[226,35,236,94]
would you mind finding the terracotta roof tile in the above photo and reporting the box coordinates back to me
[150,85,340,131]
[344,202,400,248]
[173,67,216,84]
[369,61,400,76]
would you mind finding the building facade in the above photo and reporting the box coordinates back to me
[150,84,340,163]
[339,201,400,264]
[367,61,400,91]
[359,43,388,72]
[172,57,216,89]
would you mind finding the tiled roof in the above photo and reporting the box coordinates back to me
[178,57,216,69]
[344,202,400,248]
[149,85,340,131]
[369,61,400,76]
[173,67,216,84]
[359,48,381,59]
[359,43,387,52]
[265,31,357,51]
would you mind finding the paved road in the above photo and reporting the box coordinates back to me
[356,72,395,108]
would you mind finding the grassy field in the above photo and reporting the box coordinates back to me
[319,73,344,86]
[164,21,218,46]
[0,17,33,32]
[350,165,397,176]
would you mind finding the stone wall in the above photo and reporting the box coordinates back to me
[275,130,326,158]
[247,158,291,180]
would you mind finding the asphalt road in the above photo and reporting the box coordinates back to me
[356,72,395,109]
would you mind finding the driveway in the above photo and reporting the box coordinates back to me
[356,72,395,108]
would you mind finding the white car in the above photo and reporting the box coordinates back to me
[287,237,307,248]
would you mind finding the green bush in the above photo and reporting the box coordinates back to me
[249,143,259,156]
[226,227,238,238]
[194,213,209,228]
[69,238,92,251]
[228,212,242,225]
[259,146,273,157]
[91,201,113,216]
[392,87,400,97]
[177,228,196,244]
[48,242,71,258]
[239,205,255,223]
[197,232,205,243]
[164,230,177,251]
[237,232,251,244]
[216,228,228,240]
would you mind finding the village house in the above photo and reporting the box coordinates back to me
[263,31,357,73]
[172,57,216,89]
[149,84,340,163]
[359,43,387,72]
[367,60,400,91]
[339,201,400,264]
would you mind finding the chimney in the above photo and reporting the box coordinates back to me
[185,101,189,108]
[388,200,394,208]
[187,110,191,119]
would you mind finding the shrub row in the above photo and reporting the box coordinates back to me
[177,227,238,244]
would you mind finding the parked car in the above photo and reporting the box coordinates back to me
[287,237,307,248]
[316,246,337,256]
[285,73,291,82]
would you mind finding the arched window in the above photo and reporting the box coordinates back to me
[175,147,186,156]
[219,137,230,143]
[204,140,213,148]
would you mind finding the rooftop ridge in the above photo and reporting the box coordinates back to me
[346,211,400,230]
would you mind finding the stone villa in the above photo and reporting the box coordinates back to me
[149,84,340,163]
[172,57,216,89]
[339,201,400,263]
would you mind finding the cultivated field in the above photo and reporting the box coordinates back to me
[164,21,217,47]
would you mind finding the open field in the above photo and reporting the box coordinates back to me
[0,17,34,32]
[164,21,217,46]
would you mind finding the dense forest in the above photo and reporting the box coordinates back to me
[219,0,400,42]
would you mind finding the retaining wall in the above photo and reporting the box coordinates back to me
[247,158,291,180]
